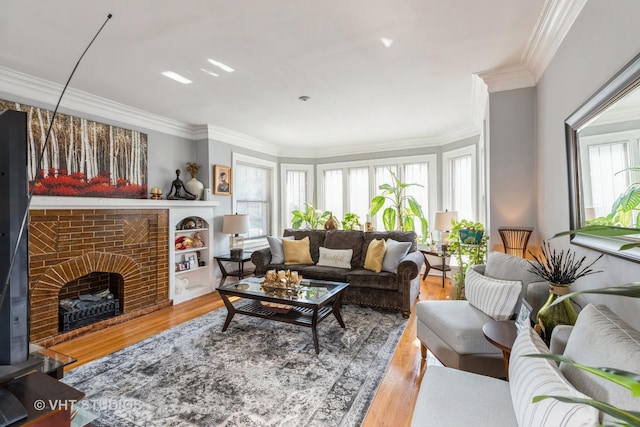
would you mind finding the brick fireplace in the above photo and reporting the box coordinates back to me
[28,208,170,345]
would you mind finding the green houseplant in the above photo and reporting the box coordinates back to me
[369,168,429,241]
[341,212,361,230]
[447,219,488,300]
[526,241,603,341]
[291,203,331,229]
[527,225,640,426]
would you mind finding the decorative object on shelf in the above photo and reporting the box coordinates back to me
[214,164,232,195]
[175,236,194,250]
[526,241,603,342]
[175,277,189,294]
[369,168,429,240]
[191,232,205,248]
[222,213,250,258]
[177,217,197,230]
[433,210,458,249]
[324,213,339,230]
[184,162,204,200]
[167,169,197,200]
[150,187,163,200]
[447,218,488,300]
[498,226,533,258]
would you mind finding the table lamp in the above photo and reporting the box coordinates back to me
[222,213,250,258]
[434,210,458,250]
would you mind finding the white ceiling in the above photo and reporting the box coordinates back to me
[1,1,576,154]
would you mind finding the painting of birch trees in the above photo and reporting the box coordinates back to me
[0,99,147,198]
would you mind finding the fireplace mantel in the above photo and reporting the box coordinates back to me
[30,196,220,210]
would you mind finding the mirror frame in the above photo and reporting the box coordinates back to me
[565,51,640,262]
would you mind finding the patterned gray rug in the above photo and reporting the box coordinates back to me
[62,304,408,426]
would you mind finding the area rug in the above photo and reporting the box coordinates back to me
[62,304,408,426]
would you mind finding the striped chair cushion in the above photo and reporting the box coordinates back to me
[509,326,598,427]
[465,268,521,320]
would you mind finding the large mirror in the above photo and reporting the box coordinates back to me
[566,52,640,261]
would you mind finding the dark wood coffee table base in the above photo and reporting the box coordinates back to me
[218,283,347,354]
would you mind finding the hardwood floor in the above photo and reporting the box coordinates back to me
[50,275,451,426]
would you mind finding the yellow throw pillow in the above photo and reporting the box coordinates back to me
[364,238,386,273]
[282,236,313,264]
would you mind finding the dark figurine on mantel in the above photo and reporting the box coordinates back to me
[167,169,197,200]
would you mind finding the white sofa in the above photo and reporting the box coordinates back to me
[416,252,547,378]
[411,304,640,426]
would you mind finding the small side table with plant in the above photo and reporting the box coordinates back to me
[447,219,488,300]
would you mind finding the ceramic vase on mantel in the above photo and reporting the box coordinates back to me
[536,283,578,343]
[184,177,204,200]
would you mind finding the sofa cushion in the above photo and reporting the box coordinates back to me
[364,238,386,273]
[317,247,352,269]
[300,265,349,282]
[362,231,417,265]
[412,365,516,427]
[560,304,640,425]
[415,300,498,355]
[484,251,545,311]
[282,237,313,265]
[266,235,294,264]
[509,326,598,427]
[382,239,411,273]
[324,229,364,268]
[283,229,326,263]
[465,268,521,321]
[345,269,398,290]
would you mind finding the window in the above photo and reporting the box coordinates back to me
[323,169,344,220]
[317,156,436,238]
[443,146,476,222]
[233,153,277,245]
[579,130,640,226]
[281,163,314,229]
[347,167,370,223]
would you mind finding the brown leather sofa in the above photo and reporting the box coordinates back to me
[250,229,423,317]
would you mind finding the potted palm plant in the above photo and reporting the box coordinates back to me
[369,168,429,241]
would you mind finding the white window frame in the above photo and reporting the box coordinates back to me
[317,155,437,231]
[280,163,314,231]
[579,129,640,222]
[232,152,278,249]
[442,145,477,221]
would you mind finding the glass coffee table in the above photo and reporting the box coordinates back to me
[29,343,77,379]
[217,276,348,354]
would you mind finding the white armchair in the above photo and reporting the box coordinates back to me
[416,251,547,378]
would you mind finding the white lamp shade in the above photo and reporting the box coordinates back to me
[222,214,250,235]
[434,210,458,231]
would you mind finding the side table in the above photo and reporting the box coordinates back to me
[215,253,254,285]
[482,320,518,380]
[419,249,451,287]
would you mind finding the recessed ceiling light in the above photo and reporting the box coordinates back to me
[161,71,192,84]
[207,58,235,73]
[380,38,393,48]
[200,68,220,77]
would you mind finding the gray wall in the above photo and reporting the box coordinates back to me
[488,87,537,251]
[535,0,640,328]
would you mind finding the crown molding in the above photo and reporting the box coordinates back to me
[476,64,536,93]
[0,66,197,139]
[205,124,281,156]
[476,0,586,93]
[280,125,481,159]
[522,0,588,82]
